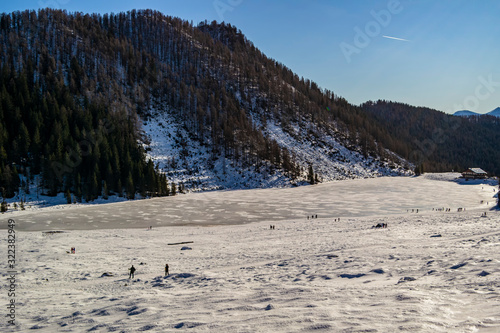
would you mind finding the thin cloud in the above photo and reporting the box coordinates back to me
[382,35,410,42]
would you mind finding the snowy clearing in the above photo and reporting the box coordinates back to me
[0,174,499,332]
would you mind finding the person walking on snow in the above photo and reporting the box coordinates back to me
[165,264,169,276]
[129,265,136,279]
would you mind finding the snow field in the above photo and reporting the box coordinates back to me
[0,174,498,332]
[1,209,499,332]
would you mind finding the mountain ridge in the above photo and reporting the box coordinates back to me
[453,107,500,118]
[1,8,498,205]
[0,9,411,201]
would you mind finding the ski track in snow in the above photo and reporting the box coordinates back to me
[0,175,499,332]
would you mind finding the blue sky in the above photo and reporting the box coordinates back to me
[3,0,500,114]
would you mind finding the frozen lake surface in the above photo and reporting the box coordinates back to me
[1,174,499,332]
[1,174,496,231]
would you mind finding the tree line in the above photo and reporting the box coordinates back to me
[0,65,170,199]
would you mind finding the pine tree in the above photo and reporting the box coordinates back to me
[308,164,315,185]
[75,173,82,203]
[117,179,123,197]
[65,189,72,204]
[103,181,109,200]
[415,163,425,176]
[126,172,135,199]
[90,172,99,201]
[19,122,31,155]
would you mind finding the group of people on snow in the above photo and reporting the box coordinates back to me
[128,263,169,279]
[128,264,169,279]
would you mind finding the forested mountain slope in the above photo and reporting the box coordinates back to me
[0,9,414,200]
[362,100,500,175]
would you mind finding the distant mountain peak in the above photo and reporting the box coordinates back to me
[487,107,500,116]
[453,108,500,118]
[453,110,479,117]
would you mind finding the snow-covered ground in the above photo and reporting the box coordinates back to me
[1,175,499,332]
[0,175,134,214]
[1,174,497,231]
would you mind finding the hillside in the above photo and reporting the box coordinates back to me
[362,100,500,175]
[0,9,412,202]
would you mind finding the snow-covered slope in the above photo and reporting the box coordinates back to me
[142,107,412,192]
[141,110,292,191]
[262,120,411,182]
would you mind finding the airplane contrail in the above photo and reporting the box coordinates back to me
[382,35,410,42]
